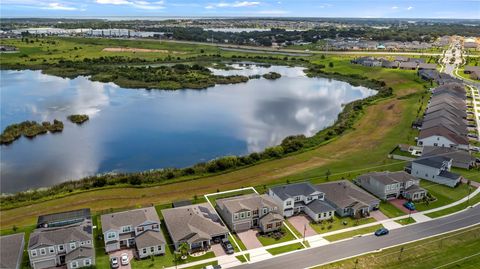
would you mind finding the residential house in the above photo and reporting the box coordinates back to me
[355,171,427,201]
[399,61,418,70]
[268,182,335,222]
[418,63,437,70]
[101,207,166,259]
[216,194,283,233]
[417,125,469,149]
[410,156,462,187]
[28,219,94,269]
[1,233,25,269]
[316,180,380,218]
[422,146,477,169]
[162,203,229,252]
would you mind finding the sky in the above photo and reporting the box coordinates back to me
[1,0,479,19]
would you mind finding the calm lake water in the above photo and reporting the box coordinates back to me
[0,65,376,193]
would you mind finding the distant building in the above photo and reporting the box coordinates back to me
[410,156,462,187]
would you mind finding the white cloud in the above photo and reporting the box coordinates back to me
[391,6,398,9]
[407,6,413,10]
[95,0,165,9]
[42,2,79,10]
[206,1,261,9]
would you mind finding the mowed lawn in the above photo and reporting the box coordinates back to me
[316,226,480,269]
[1,44,433,229]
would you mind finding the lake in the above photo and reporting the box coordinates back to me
[0,65,376,193]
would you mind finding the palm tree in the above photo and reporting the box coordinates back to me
[178,242,189,260]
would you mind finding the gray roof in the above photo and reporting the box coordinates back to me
[399,62,418,68]
[418,63,437,70]
[37,208,91,228]
[357,171,417,186]
[316,180,380,210]
[422,147,475,166]
[135,230,166,249]
[259,212,284,225]
[29,220,92,249]
[65,246,93,262]
[305,199,335,214]
[101,207,160,232]
[162,203,228,244]
[0,233,25,269]
[269,182,323,200]
[413,156,452,169]
[404,184,427,195]
[439,170,461,180]
[216,194,278,214]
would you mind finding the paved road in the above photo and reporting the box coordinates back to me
[234,205,480,269]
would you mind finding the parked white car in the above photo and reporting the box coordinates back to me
[121,253,129,266]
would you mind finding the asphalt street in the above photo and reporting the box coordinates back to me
[234,205,480,269]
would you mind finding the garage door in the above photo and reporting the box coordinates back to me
[234,221,251,232]
[33,258,56,269]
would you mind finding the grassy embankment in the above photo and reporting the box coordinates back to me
[315,226,480,269]
[1,38,438,231]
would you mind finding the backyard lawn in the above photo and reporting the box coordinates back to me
[309,216,377,234]
[266,242,305,255]
[316,226,480,269]
[324,224,384,242]
[257,227,297,246]
[415,182,472,212]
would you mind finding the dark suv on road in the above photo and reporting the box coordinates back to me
[221,238,234,254]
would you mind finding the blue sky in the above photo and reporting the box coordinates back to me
[1,0,479,19]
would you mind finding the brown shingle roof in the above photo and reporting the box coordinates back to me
[316,180,379,209]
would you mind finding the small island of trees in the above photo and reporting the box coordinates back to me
[262,72,282,80]
[67,114,89,124]
[0,120,64,145]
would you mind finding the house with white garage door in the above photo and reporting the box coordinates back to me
[268,182,335,222]
[28,219,94,269]
[216,194,284,233]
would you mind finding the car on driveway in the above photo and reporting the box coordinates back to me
[110,257,119,269]
[403,201,416,211]
[121,253,129,266]
[221,238,234,254]
[374,227,389,236]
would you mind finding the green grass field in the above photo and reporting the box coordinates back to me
[309,216,377,234]
[257,228,297,246]
[266,242,305,255]
[324,224,384,242]
[316,226,480,269]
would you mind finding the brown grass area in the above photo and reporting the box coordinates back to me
[102,47,186,54]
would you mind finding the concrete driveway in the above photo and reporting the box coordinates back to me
[236,230,262,249]
[369,210,389,221]
[211,243,226,256]
[109,249,134,269]
[287,215,317,237]
[389,198,417,214]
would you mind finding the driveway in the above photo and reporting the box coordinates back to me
[389,198,417,214]
[287,215,317,237]
[109,249,134,269]
[236,230,262,249]
[211,243,227,256]
[369,210,389,221]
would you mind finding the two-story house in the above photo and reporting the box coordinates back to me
[355,171,428,201]
[100,207,166,259]
[216,194,283,233]
[268,182,335,222]
[28,219,94,269]
[410,156,462,187]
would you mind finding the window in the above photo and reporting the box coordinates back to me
[158,245,162,251]
[246,211,251,217]
[306,196,312,201]
[286,201,292,206]
[137,226,144,233]
[234,213,239,220]
[71,261,78,268]
[31,250,37,257]
[58,245,64,252]
[153,224,159,229]
[49,247,55,254]
[329,212,333,216]
[294,196,301,202]
[86,240,91,245]
[262,208,268,214]
[151,246,155,252]
[267,224,273,229]
[122,226,132,233]
[323,212,327,217]
[70,243,76,250]
[84,259,91,266]
[40,248,46,255]
[276,222,282,227]
[240,212,245,219]
[107,232,116,239]
[253,209,259,215]
[143,248,147,254]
